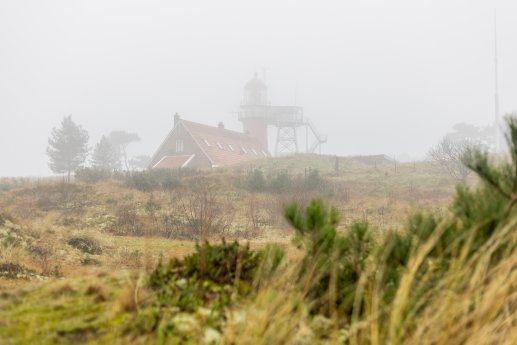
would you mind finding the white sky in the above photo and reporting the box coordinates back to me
[1,0,517,176]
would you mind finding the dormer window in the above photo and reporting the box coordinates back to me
[241,146,248,154]
[251,148,258,155]
[228,144,235,152]
[262,150,268,157]
[217,142,224,150]
[203,139,211,146]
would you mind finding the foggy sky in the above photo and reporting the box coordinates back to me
[1,0,517,177]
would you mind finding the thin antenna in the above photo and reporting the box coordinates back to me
[494,8,501,152]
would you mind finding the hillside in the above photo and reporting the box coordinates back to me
[0,156,455,278]
[3,154,513,344]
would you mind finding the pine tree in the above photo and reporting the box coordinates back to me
[91,135,120,171]
[46,115,89,182]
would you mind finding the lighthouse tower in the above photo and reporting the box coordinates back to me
[238,73,326,154]
[238,73,270,149]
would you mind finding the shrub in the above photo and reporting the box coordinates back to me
[74,167,112,183]
[285,199,374,317]
[125,171,156,192]
[0,178,30,191]
[246,169,266,192]
[110,204,145,236]
[81,257,102,266]
[304,169,323,191]
[180,185,234,238]
[85,283,108,303]
[115,247,143,268]
[0,262,36,279]
[144,195,161,214]
[67,235,102,255]
[124,169,194,191]
[150,240,265,313]
[1,231,22,250]
[268,171,292,194]
[28,244,55,275]
[141,240,270,340]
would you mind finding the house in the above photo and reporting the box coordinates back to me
[149,114,269,169]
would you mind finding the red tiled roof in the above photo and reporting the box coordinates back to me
[181,120,268,166]
[152,155,194,169]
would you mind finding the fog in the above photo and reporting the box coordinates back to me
[1,0,517,177]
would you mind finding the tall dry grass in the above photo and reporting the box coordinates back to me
[220,215,516,345]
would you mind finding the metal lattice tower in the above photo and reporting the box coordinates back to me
[275,126,298,154]
[238,74,326,155]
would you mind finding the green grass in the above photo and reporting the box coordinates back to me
[0,275,129,345]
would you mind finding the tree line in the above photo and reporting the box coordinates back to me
[46,115,150,181]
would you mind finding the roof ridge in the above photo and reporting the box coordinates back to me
[180,119,260,142]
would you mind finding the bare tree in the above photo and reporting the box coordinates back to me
[428,137,472,183]
[108,131,140,171]
[180,184,234,239]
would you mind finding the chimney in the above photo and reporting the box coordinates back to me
[218,122,224,130]
[174,112,180,127]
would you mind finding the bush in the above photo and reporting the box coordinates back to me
[80,257,102,266]
[28,244,55,275]
[0,262,36,279]
[67,235,102,255]
[151,240,262,292]
[143,240,277,340]
[246,169,266,192]
[124,169,195,192]
[304,169,323,191]
[125,171,156,192]
[285,199,374,316]
[0,178,30,191]
[75,167,113,183]
[110,204,145,236]
[240,168,334,197]
[180,185,234,238]
[268,171,292,194]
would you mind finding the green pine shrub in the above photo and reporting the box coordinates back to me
[246,169,267,192]
[142,240,283,341]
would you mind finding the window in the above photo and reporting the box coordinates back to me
[175,139,184,153]
[203,139,211,146]
[262,150,268,157]
[217,142,224,149]
[240,146,248,154]
[251,148,258,155]
[228,144,235,152]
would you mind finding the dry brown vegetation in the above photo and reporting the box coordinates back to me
[0,156,454,281]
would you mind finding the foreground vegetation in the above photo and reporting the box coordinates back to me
[1,141,515,343]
